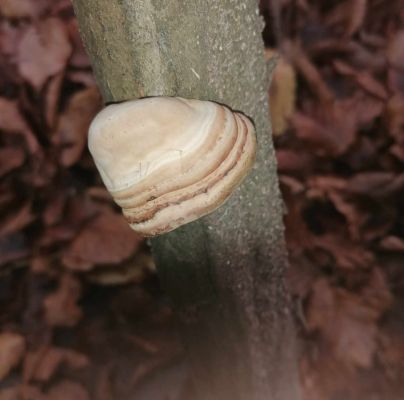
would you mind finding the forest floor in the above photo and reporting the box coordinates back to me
[0,0,403,399]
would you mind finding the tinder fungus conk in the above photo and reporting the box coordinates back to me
[88,97,256,236]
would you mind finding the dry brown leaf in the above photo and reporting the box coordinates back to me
[267,50,296,136]
[291,112,337,155]
[276,149,313,175]
[390,143,404,162]
[0,0,47,18]
[345,0,367,37]
[282,191,315,255]
[0,332,26,381]
[43,274,82,327]
[28,154,58,189]
[0,203,35,238]
[379,325,404,378]
[20,385,46,400]
[379,236,404,252]
[333,59,388,100]
[387,30,404,94]
[23,347,89,383]
[385,94,404,142]
[0,22,23,60]
[0,385,45,400]
[0,387,19,400]
[42,192,67,227]
[313,234,374,270]
[291,91,382,158]
[0,98,28,132]
[62,211,142,271]
[86,186,112,202]
[0,233,30,266]
[66,71,96,87]
[45,381,89,400]
[304,176,369,242]
[94,366,113,400]
[53,86,102,167]
[325,0,367,37]
[17,18,72,90]
[327,191,364,241]
[283,40,334,103]
[291,102,357,156]
[287,255,319,299]
[306,270,391,368]
[87,252,154,285]
[0,98,39,154]
[44,73,64,130]
[346,172,404,198]
[346,92,384,126]
[279,175,305,194]
[306,175,347,195]
[67,19,90,68]
[38,225,77,248]
[0,147,25,177]
[360,267,393,316]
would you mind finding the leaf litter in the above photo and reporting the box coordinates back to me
[266,0,404,398]
[0,0,403,399]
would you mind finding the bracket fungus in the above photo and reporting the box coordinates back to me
[88,97,257,236]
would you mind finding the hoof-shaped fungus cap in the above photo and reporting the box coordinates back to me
[88,97,256,236]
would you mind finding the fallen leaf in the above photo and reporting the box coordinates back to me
[62,211,142,271]
[43,274,82,327]
[67,71,96,87]
[345,0,367,37]
[87,252,154,285]
[379,236,404,252]
[385,94,404,142]
[325,0,367,38]
[346,172,404,198]
[0,0,47,18]
[53,86,102,167]
[67,19,90,68]
[313,234,374,270]
[346,91,384,126]
[284,40,334,103]
[0,385,45,400]
[45,381,89,400]
[0,19,24,59]
[94,366,113,400]
[23,346,89,383]
[0,98,28,132]
[44,73,64,130]
[0,233,29,266]
[327,190,364,240]
[17,18,72,90]
[279,174,305,195]
[0,332,26,381]
[291,101,357,156]
[0,147,25,177]
[267,50,296,135]
[333,59,388,100]
[276,148,313,175]
[387,30,404,94]
[390,143,404,162]
[0,387,19,400]
[306,269,391,368]
[0,98,39,154]
[0,203,35,238]
[42,192,67,227]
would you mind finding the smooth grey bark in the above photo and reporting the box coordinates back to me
[72,1,301,399]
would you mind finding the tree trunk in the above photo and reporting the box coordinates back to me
[72,1,301,399]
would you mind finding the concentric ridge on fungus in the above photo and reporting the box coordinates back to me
[88,96,257,236]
